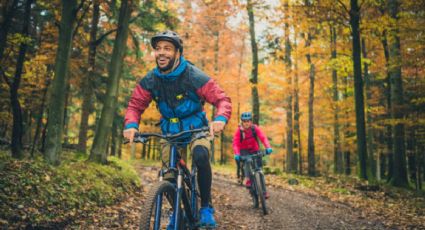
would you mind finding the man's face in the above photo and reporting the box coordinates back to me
[241,119,252,129]
[154,40,178,72]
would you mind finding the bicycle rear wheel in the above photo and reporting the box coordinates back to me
[254,172,268,215]
[139,180,184,229]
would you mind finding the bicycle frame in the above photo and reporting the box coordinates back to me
[134,128,208,230]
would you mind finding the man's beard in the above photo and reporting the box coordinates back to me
[156,57,176,72]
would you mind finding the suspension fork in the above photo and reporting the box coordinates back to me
[154,191,163,230]
[173,168,183,230]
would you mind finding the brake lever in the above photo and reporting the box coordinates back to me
[134,136,148,144]
[123,136,148,144]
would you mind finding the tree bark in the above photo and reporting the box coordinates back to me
[247,0,260,125]
[381,30,393,180]
[349,0,368,180]
[307,49,315,176]
[10,0,33,159]
[362,38,376,181]
[0,0,18,61]
[89,0,132,164]
[331,25,343,174]
[78,0,100,152]
[293,33,302,175]
[44,0,78,165]
[283,1,295,173]
[31,77,49,157]
[388,0,408,187]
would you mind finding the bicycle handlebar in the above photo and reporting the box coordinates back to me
[124,126,210,144]
[239,151,267,161]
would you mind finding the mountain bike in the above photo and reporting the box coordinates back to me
[240,151,268,215]
[128,127,210,230]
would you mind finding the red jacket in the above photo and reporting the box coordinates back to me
[233,125,271,155]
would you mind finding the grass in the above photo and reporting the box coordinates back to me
[0,150,141,228]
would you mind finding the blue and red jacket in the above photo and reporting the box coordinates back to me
[124,57,231,135]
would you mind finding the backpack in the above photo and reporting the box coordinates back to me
[240,125,259,144]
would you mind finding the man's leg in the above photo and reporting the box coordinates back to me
[190,138,216,227]
[192,145,212,207]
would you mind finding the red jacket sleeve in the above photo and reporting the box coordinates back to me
[255,125,271,149]
[124,84,153,128]
[232,128,242,155]
[196,79,232,122]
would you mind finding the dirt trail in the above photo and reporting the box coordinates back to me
[69,164,387,230]
[212,173,386,230]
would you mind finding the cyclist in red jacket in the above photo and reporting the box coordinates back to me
[233,112,273,197]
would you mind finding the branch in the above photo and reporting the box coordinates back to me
[93,28,118,46]
[73,2,92,38]
[129,12,143,24]
[336,0,350,14]
[76,0,87,13]
[92,11,142,47]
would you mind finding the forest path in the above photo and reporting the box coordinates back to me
[69,163,386,230]
[212,173,385,230]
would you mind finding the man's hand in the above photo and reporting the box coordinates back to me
[210,121,226,137]
[123,128,138,143]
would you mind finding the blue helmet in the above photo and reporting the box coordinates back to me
[240,112,252,121]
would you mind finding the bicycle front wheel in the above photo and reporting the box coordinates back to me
[250,175,259,208]
[139,181,182,230]
[255,172,268,215]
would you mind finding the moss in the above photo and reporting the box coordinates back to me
[0,150,141,227]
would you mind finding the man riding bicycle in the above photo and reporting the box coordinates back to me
[233,112,272,198]
[123,30,232,228]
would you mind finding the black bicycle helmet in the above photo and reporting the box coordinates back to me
[151,30,183,53]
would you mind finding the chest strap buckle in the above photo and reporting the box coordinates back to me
[170,118,180,123]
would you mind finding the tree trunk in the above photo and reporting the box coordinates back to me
[349,0,368,180]
[381,30,393,181]
[44,0,78,165]
[62,84,71,145]
[78,0,100,152]
[343,72,351,175]
[141,140,146,159]
[89,0,132,164]
[362,38,376,181]
[210,106,215,163]
[293,34,302,175]
[0,0,18,61]
[388,0,408,187]
[307,52,315,176]
[10,0,33,159]
[111,112,123,157]
[247,0,260,125]
[331,25,343,174]
[147,138,152,159]
[220,132,225,164]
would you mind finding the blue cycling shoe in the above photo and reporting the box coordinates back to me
[166,212,175,230]
[199,206,217,228]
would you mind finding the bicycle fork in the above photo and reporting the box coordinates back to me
[173,169,184,230]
